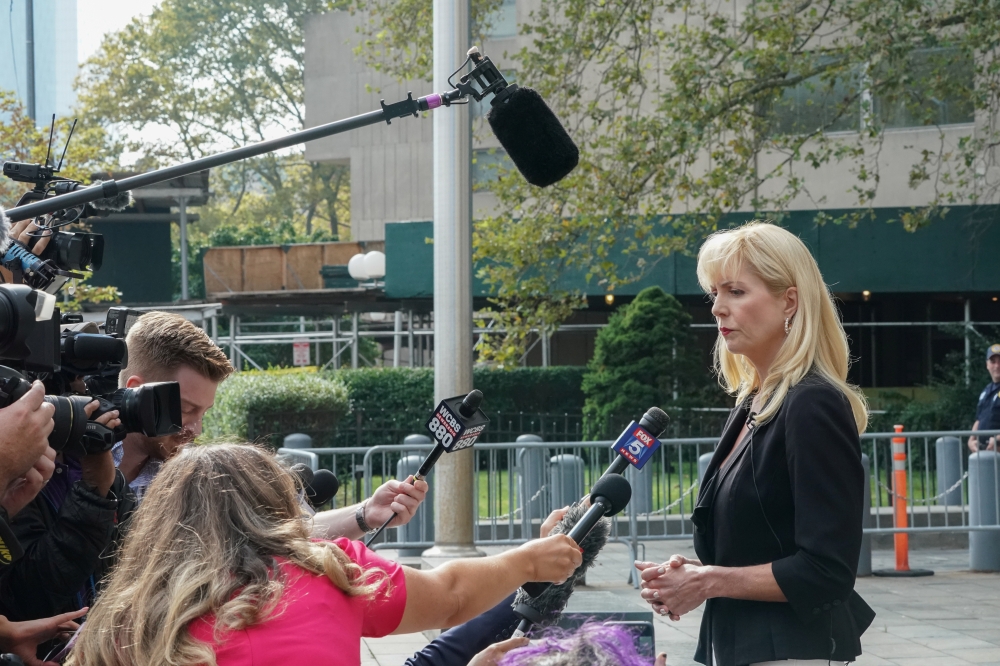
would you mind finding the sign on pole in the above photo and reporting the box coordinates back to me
[292,338,310,367]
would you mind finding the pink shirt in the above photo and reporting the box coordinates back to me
[189,538,407,665]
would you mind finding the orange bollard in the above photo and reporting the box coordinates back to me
[892,425,910,571]
[873,425,933,577]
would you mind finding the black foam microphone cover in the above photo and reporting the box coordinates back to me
[639,407,670,438]
[487,87,579,188]
[512,501,611,628]
[309,469,340,507]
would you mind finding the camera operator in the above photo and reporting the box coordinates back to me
[109,311,234,499]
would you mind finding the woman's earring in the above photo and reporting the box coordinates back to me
[784,317,791,335]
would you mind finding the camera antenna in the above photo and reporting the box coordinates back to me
[44,114,56,169]
[56,119,78,173]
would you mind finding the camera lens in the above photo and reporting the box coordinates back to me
[110,382,182,438]
[44,395,91,452]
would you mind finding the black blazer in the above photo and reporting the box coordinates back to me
[692,374,875,666]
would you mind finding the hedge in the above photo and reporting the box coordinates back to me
[325,366,587,416]
[203,366,588,447]
[203,371,350,441]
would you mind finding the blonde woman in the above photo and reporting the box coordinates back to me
[635,222,875,666]
[66,444,582,666]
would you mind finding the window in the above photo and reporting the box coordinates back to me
[768,60,863,136]
[767,47,974,136]
[483,0,517,39]
[875,48,975,129]
[472,148,515,189]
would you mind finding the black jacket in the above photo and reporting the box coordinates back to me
[0,469,136,621]
[692,375,875,666]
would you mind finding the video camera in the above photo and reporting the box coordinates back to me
[1,117,124,294]
[0,286,182,455]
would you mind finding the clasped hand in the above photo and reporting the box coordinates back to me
[636,555,707,620]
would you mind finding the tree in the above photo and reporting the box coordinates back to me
[0,91,121,207]
[581,287,702,439]
[76,0,351,247]
[360,0,1000,364]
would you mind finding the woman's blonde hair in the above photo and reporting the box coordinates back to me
[67,443,384,666]
[696,221,868,433]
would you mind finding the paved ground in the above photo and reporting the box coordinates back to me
[362,544,1000,666]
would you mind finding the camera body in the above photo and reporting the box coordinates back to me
[0,287,182,454]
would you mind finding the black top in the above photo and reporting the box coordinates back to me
[692,374,875,666]
[975,381,1000,446]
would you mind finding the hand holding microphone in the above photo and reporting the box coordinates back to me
[364,389,490,546]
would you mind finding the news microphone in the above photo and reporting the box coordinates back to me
[364,389,490,546]
[487,86,579,188]
[291,464,341,509]
[508,499,612,637]
[516,472,631,611]
[605,407,670,476]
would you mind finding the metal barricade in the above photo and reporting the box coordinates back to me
[302,429,1000,577]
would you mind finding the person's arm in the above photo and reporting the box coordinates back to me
[0,382,55,493]
[402,507,573,666]
[311,476,428,540]
[394,534,582,633]
[1,448,56,519]
[969,419,980,453]
[0,607,87,666]
[0,479,121,621]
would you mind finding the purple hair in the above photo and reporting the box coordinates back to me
[498,623,654,666]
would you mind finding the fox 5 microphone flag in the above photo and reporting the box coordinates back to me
[611,421,662,470]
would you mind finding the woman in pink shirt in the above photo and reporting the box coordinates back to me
[65,443,582,666]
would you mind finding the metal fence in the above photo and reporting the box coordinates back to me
[288,429,1000,582]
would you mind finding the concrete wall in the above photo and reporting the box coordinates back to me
[304,7,533,241]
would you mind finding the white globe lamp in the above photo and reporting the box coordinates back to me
[363,251,386,280]
[348,253,369,281]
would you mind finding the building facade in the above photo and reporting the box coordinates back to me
[302,3,1000,390]
[0,0,78,122]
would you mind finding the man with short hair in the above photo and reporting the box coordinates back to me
[968,344,1000,453]
[112,311,234,499]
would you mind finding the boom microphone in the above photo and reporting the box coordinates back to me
[517,473,632,606]
[605,407,670,476]
[487,86,579,188]
[510,500,612,637]
[364,389,490,546]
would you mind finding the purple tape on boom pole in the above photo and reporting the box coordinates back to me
[422,94,443,110]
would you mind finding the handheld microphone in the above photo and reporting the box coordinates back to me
[508,499,613,638]
[605,407,670,476]
[292,464,341,509]
[364,389,490,546]
[516,473,632,610]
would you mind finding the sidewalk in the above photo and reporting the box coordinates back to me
[362,544,1000,666]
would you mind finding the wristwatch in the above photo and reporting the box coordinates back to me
[355,500,374,534]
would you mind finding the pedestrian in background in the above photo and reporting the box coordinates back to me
[968,344,1000,453]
